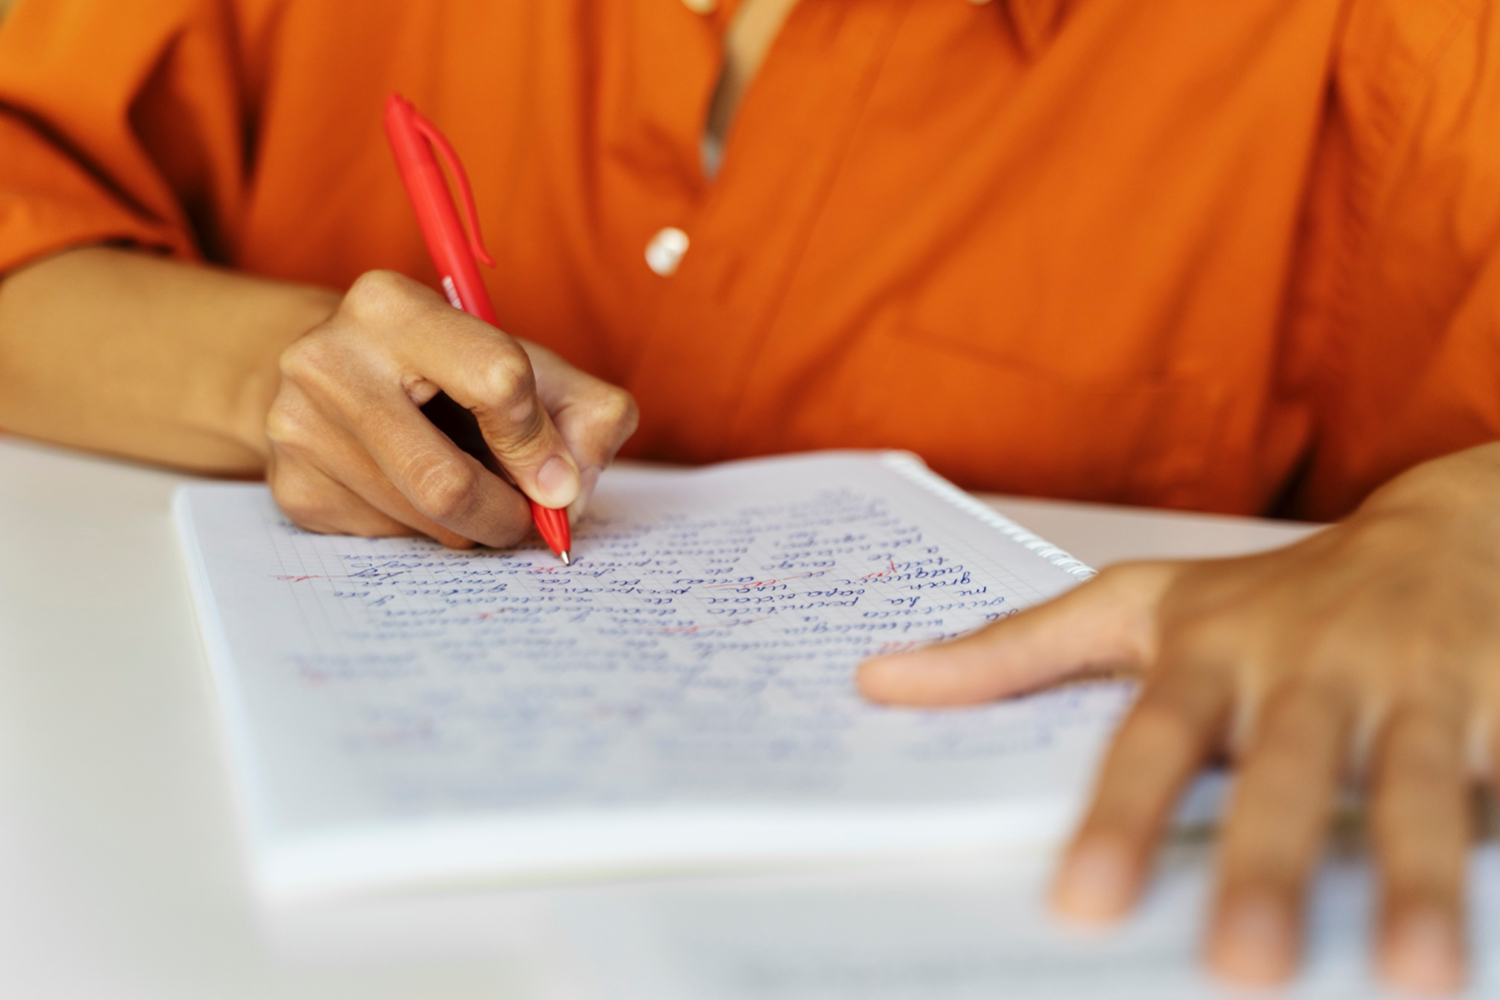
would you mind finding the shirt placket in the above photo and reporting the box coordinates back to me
[620,0,914,464]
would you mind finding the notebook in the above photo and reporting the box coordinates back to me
[174,451,1135,900]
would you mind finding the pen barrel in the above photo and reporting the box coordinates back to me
[387,94,570,556]
[384,99,498,325]
[530,501,572,557]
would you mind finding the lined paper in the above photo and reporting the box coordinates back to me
[176,452,1133,896]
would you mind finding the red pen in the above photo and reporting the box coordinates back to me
[384,93,573,565]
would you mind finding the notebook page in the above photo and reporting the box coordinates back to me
[176,452,1133,891]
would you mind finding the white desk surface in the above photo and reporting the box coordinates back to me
[5,435,1481,1000]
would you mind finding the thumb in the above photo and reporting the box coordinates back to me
[856,561,1176,707]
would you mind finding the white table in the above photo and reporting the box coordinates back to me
[6,435,1477,999]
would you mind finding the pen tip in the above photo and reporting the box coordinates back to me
[560,550,572,566]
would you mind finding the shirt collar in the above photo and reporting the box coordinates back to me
[691,0,1068,57]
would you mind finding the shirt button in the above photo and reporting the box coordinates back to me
[681,0,717,13]
[645,227,690,276]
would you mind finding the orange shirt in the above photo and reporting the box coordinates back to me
[1,0,1498,520]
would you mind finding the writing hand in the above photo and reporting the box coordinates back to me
[858,445,1500,994]
[265,270,638,548]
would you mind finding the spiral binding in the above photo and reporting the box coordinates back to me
[881,452,1096,580]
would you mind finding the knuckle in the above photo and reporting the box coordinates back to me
[344,269,412,314]
[263,402,297,448]
[277,337,317,382]
[481,352,538,409]
[407,457,479,523]
[474,356,548,448]
[277,334,344,393]
[341,269,437,330]
[599,386,640,440]
[263,396,317,452]
[271,471,334,530]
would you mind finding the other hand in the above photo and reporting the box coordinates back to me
[859,445,1500,994]
[266,270,638,548]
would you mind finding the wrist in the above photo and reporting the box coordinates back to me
[229,284,340,464]
[1351,442,1500,545]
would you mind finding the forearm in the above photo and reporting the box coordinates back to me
[0,247,338,473]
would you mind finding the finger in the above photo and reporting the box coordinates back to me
[270,455,424,540]
[523,340,639,473]
[521,341,639,520]
[393,310,582,510]
[857,562,1175,706]
[281,417,482,549]
[268,376,521,547]
[1207,683,1353,986]
[335,385,533,548]
[1371,703,1470,995]
[335,271,582,510]
[1051,658,1232,922]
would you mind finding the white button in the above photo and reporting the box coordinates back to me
[681,0,716,13]
[645,227,690,276]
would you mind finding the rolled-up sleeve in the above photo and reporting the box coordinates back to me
[0,0,249,274]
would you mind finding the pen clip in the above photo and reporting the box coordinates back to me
[410,109,496,268]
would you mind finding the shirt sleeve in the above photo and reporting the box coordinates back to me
[0,0,250,274]
[1298,0,1500,519]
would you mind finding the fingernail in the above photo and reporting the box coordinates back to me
[572,466,602,520]
[1383,907,1465,994]
[1209,893,1296,985]
[536,455,579,508]
[1052,839,1135,922]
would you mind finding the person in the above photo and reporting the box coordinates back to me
[0,0,1496,991]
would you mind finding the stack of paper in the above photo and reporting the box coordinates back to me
[174,451,1132,899]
